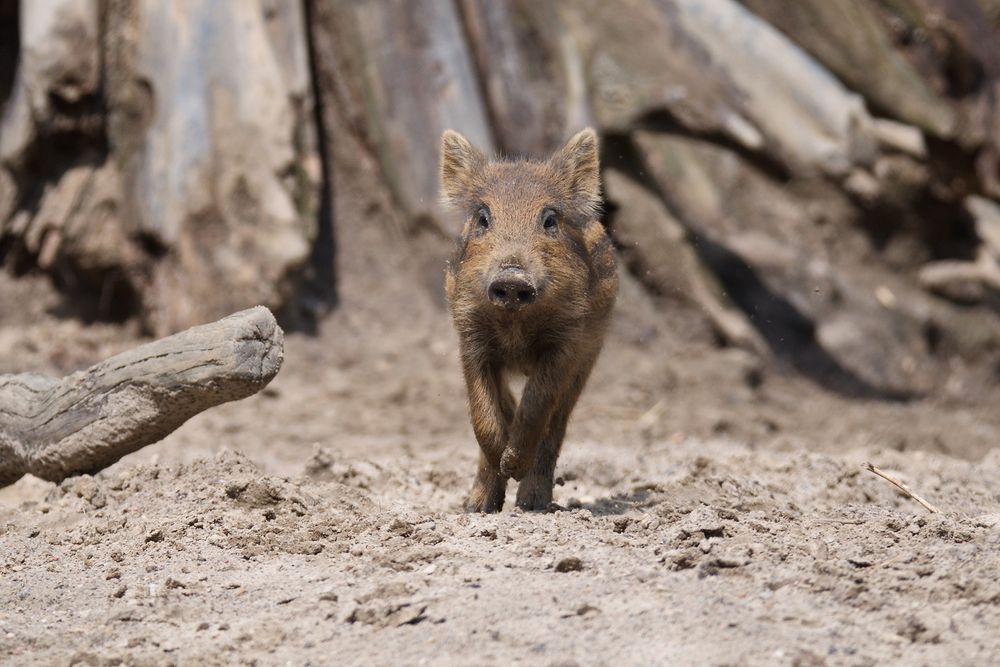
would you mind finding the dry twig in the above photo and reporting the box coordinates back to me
[862,462,941,514]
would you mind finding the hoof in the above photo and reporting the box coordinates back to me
[463,478,506,513]
[462,498,503,514]
[463,495,503,513]
[515,478,553,511]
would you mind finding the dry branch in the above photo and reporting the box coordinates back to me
[0,307,283,487]
[862,462,941,514]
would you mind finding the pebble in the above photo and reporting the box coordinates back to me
[555,557,584,573]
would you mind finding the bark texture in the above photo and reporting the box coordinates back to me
[0,307,283,486]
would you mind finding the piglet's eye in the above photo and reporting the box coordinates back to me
[542,211,558,231]
[476,210,490,230]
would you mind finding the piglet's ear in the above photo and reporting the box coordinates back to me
[441,130,486,204]
[550,128,601,214]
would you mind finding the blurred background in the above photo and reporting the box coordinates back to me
[2,0,1000,462]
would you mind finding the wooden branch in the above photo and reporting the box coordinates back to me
[0,307,284,487]
[862,462,941,514]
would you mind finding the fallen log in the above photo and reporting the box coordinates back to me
[0,307,284,487]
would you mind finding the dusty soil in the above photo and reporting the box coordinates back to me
[3,262,1000,667]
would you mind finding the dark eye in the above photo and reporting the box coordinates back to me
[542,211,558,232]
[475,209,490,231]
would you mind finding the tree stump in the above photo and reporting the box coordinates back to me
[0,307,284,487]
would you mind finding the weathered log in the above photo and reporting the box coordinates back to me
[739,0,955,138]
[1,1,319,334]
[603,168,767,355]
[0,307,284,487]
[631,130,937,395]
[349,0,495,234]
[458,0,569,157]
[919,254,1000,303]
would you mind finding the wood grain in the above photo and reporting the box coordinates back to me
[0,307,283,487]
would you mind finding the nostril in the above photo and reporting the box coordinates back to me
[488,271,536,308]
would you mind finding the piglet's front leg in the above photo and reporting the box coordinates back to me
[462,358,515,512]
[499,356,570,481]
[462,359,514,464]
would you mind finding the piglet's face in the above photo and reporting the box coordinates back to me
[441,129,602,319]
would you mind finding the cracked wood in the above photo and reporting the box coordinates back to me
[0,307,283,487]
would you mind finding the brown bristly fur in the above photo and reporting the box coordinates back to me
[441,128,618,512]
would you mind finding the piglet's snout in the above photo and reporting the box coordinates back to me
[487,267,537,310]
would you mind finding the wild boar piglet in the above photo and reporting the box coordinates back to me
[441,128,618,513]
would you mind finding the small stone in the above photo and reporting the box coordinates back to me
[554,557,584,573]
[112,585,127,598]
[145,528,163,543]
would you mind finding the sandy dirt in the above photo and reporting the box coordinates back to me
[3,262,1000,667]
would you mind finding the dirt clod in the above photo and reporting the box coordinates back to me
[554,557,584,573]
